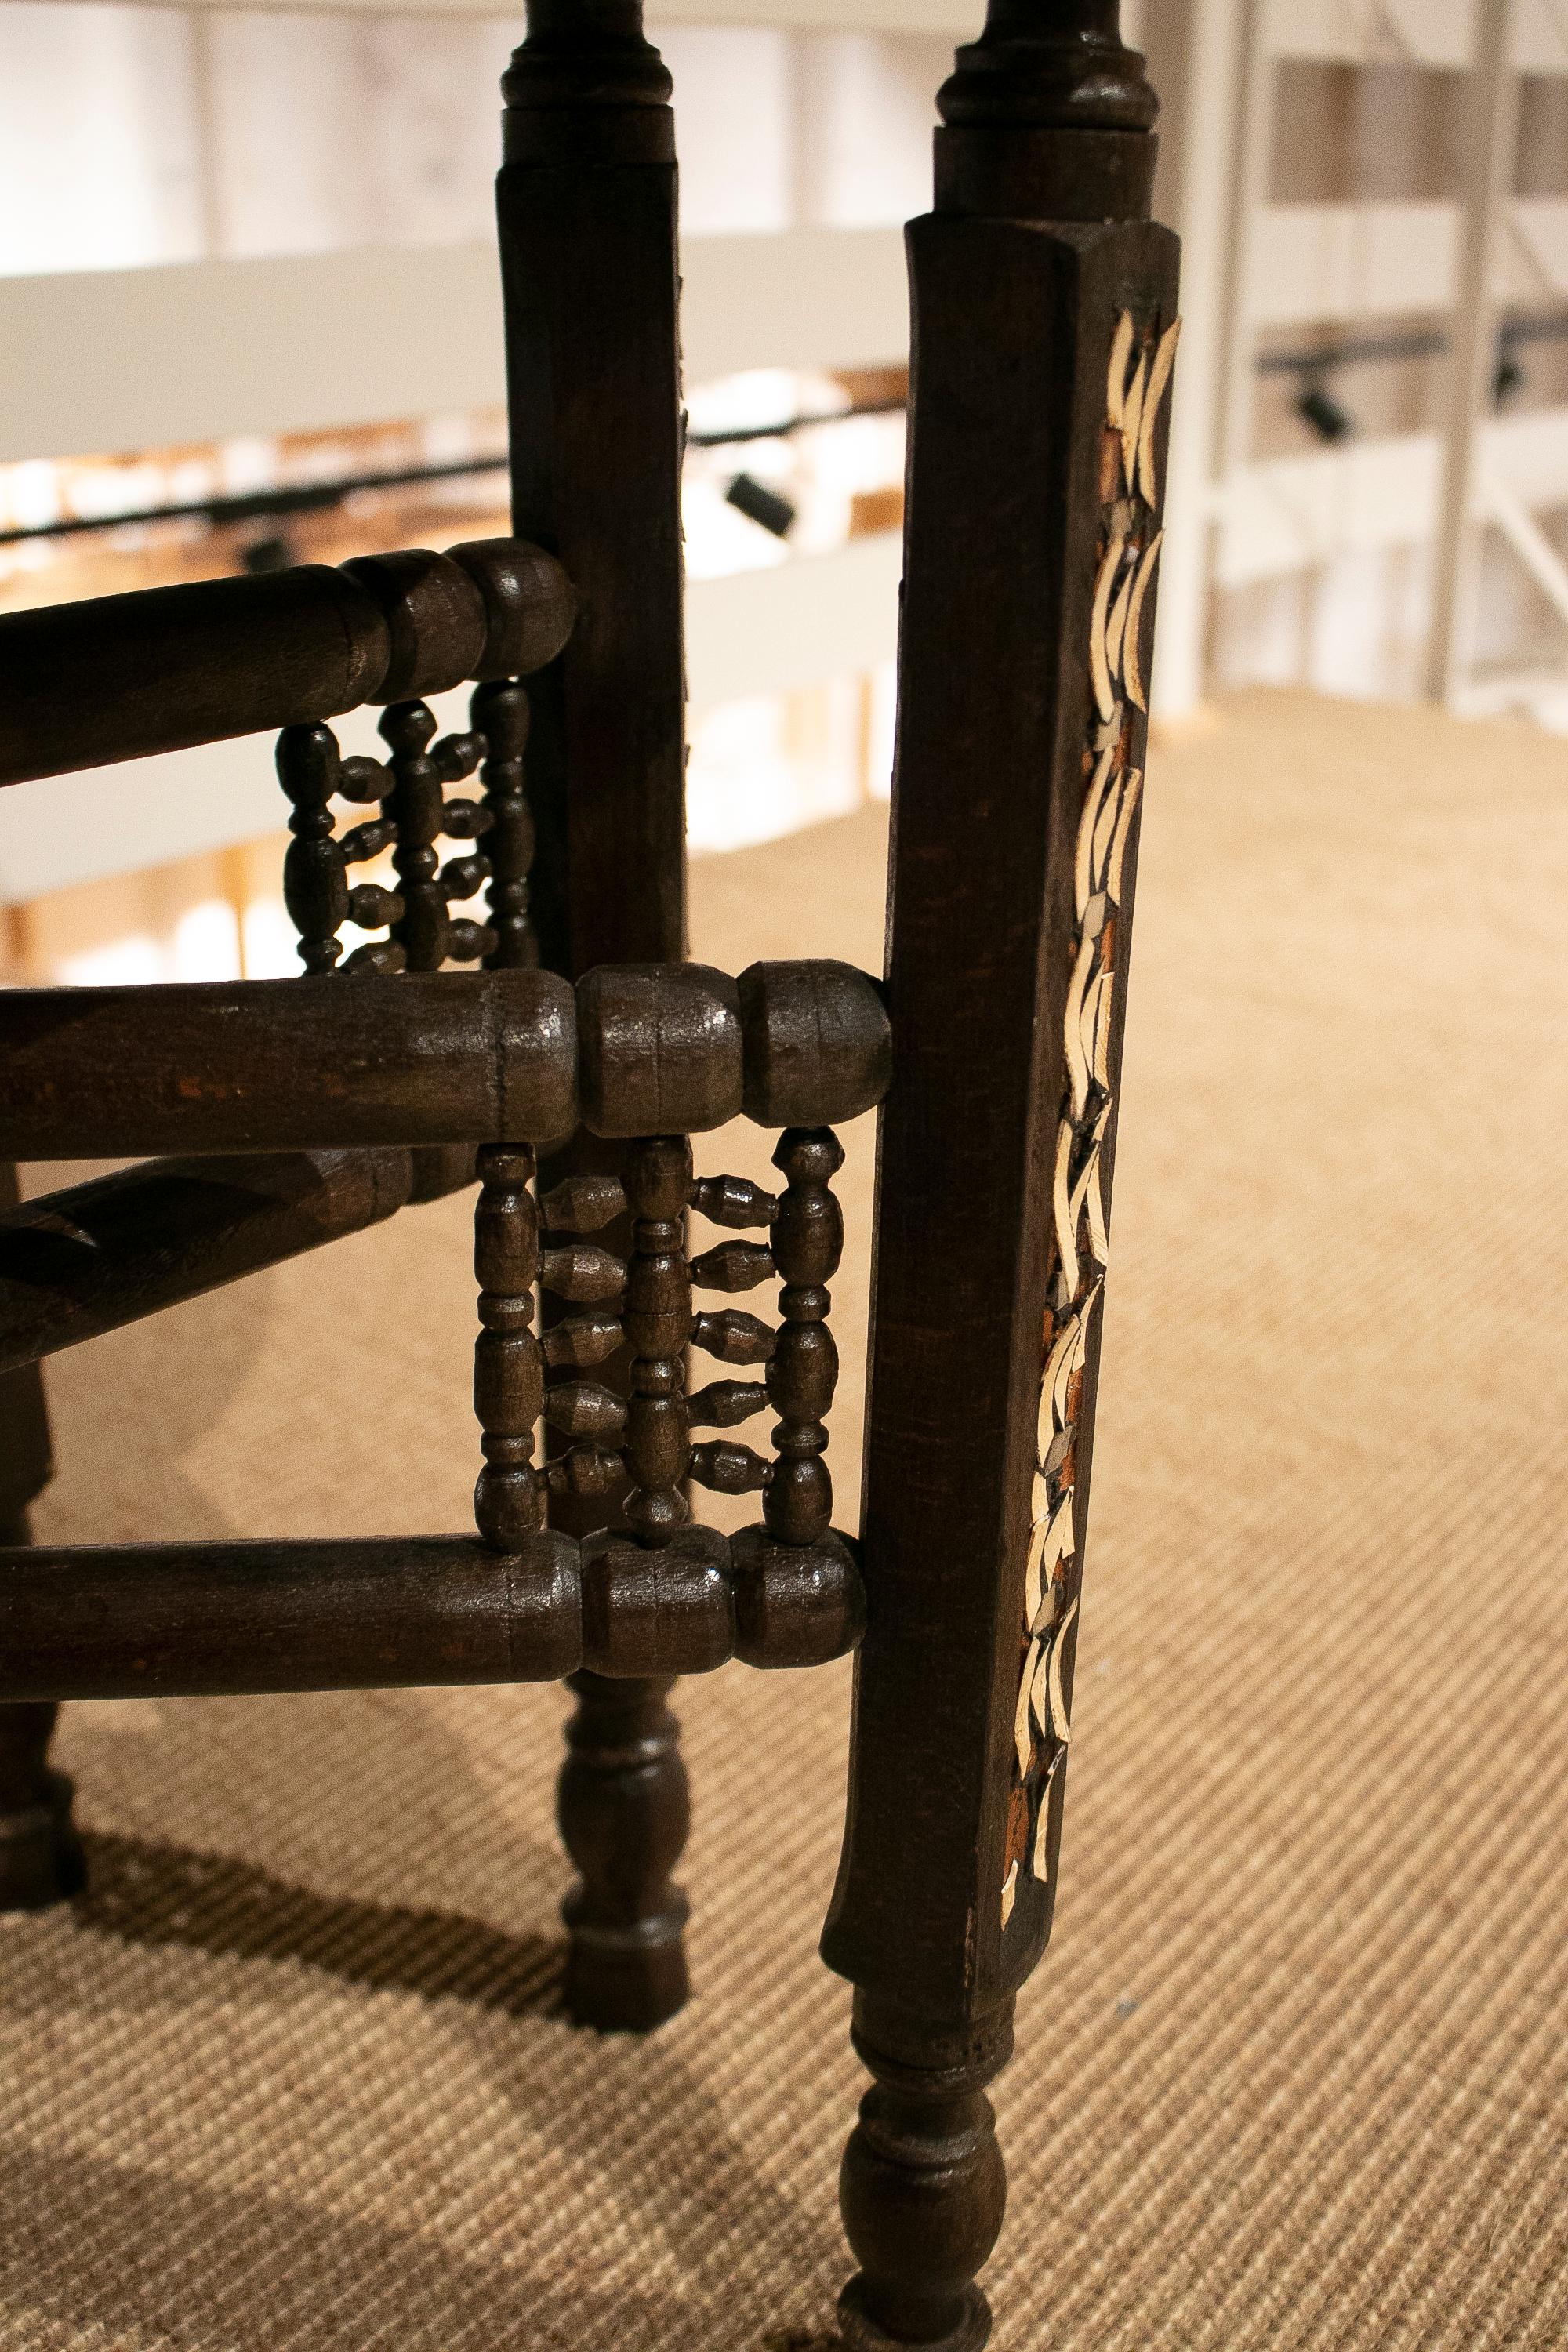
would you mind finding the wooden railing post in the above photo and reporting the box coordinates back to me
[0,1160,79,1911]
[822,5,1178,2343]
[495,0,692,2032]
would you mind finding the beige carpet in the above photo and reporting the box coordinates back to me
[4,686,1567,2350]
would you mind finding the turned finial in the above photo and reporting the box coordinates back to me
[503,0,673,111]
[938,0,1157,132]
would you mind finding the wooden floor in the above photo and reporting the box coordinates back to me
[3,687,1566,2351]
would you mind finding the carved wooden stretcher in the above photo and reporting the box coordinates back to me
[0,5,1178,2345]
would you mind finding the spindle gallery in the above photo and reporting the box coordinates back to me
[0,5,1176,2345]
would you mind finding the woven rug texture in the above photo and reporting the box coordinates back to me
[2,686,1565,2350]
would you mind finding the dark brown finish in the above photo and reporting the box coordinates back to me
[474,1143,547,1551]
[689,1172,778,1229]
[764,1130,844,1547]
[499,0,690,2035]
[541,1242,628,1306]
[823,5,1176,2344]
[0,971,578,1159]
[557,1671,689,2032]
[540,1171,627,1233]
[838,2000,1014,2352]
[688,1439,771,1495]
[555,1131,696,2025]
[738,961,892,1128]
[0,1152,77,1914]
[688,1239,774,1294]
[0,1533,580,1700]
[0,1169,53,1523]
[935,0,1159,224]
[691,1308,776,1367]
[380,701,495,973]
[622,1136,695,1539]
[582,1524,731,1676]
[0,537,573,789]
[499,7,683,978]
[550,1129,695,2032]
[2,5,1181,2336]
[729,1525,864,1669]
[474,679,539,970]
[0,1513,82,1911]
[0,1527,862,1703]
[0,1685,85,1909]
[405,1144,482,1205]
[0,1148,410,1377]
[279,724,355,974]
[452,539,578,683]
[535,1317,620,1374]
[576,967,743,1138]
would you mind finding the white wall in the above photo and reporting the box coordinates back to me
[0,5,946,276]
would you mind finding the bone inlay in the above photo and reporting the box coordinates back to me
[1002,307,1178,1924]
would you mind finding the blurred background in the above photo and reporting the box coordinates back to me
[1,0,1566,982]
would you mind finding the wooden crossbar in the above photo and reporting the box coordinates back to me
[0,1148,431,1376]
[0,959,891,1160]
[0,1526,863,1700]
[0,538,575,789]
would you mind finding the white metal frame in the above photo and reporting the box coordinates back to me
[1176,0,1568,719]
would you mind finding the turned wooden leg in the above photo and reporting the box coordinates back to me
[557,1671,690,2031]
[497,1,691,2034]
[0,1512,84,1912]
[838,1997,1011,2352]
[822,10,1175,2344]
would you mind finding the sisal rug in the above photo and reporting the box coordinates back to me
[2,686,1566,2350]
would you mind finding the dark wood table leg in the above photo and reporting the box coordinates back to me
[0,1687,85,1912]
[824,8,1178,2340]
[0,1156,79,1910]
[838,1999,1013,2352]
[496,3,691,2032]
[557,1671,690,2031]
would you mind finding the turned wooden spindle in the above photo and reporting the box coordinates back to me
[764,1129,843,1548]
[474,1144,546,1552]
[622,1137,694,1543]
[825,5,1174,2347]
[556,1134,692,2030]
[474,678,538,969]
[691,1308,777,1367]
[381,702,456,973]
[687,1213,776,1502]
[935,0,1157,129]
[278,724,350,975]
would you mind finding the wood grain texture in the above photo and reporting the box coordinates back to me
[0,971,579,1159]
[0,1529,862,1703]
[576,971,742,1139]
[498,0,702,2038]
[0,539,573,789]
[0,1682,84,1911]
[824,8,1174,2346]
[474,1143,548,1552]
[0,1149,411,1377]
[822,185,1178,2038]
[0,1157,76,1910]
[0,960,887,1164]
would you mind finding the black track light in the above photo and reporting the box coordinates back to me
[725,472,797,540]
